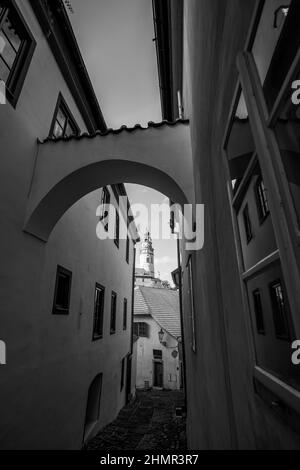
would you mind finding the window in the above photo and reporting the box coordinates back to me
[120,357,125,391]
[110,291,117,334]
[252,289,265,334]
[187,256,196,352]
[114,210,120,247]
[123,298,127,331]
[269,280,290,340]
[126,236,130,264]
[255,176,269,223]
[99,187,110,231]
[0,1,36,106]
[52,265,72,315]
[153,349,162,360]
[93,284,105,340]
[133,322,149,338]
[242,204,253,243]
[50,93,79,138]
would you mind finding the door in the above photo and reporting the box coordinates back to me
[83,373,103,444]
[153,361,163,388]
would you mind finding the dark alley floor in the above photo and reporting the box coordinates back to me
[85,390,187,451]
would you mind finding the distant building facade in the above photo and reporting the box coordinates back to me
[134,286,181,390]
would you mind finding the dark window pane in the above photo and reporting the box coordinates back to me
[110,292,117,334]
[65,121,75,137]
[123,299,127,330]
[253,289,265,334]
[270,281,290,340]
[243,205,253,243]
[153,349,162,359]
[53,266,72,314]
[255,177,269,222]
[93,285,105,339]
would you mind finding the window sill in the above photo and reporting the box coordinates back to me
[52,307,69,315]
[254,366,300,415]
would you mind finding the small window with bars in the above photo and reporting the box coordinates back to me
[50,93,79,138]
[252,289,265,334]
[153,349,162,360]
[255,176,270,223]
[269,280,291,340]
[133,322,149,338]
[242,204,253,244]
[93,284,105,340]
[0,2,36,106]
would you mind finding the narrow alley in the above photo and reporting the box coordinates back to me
[85,391,186,451]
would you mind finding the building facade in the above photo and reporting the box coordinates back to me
[153,0,300,450]
[0,0,136,449]
[134,286,181,391]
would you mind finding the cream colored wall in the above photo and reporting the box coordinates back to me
[134,316,180,390]
[0,0,134,449]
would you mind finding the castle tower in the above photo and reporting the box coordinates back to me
[140,231,155,277]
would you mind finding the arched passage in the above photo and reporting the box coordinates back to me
[24,120,193,241]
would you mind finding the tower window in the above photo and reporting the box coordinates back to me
[255,176,269,223]
[269,280,290,340]
[252,289,265,334]
[93,284,105,340]
[243,204,253,243]
[52,265,72,315]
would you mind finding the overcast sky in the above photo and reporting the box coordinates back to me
[67,0,176,284]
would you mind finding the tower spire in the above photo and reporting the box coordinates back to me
[140,230,154,277]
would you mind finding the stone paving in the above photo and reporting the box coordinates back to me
[86,390,187,451]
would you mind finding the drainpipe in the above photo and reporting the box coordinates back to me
[130,244,137,355]
[177,236,187,412]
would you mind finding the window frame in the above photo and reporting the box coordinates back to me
[254,175,270,224]
[120,357,125,391]
[126,235,130,264]
[269,279,291,341]
[52,265,72,315]
[110,291,117,335]
[0,1,36,107]
[123,298,127,331]
[49,92,80,139]
[114,209,120,248]
[92,283,105,341]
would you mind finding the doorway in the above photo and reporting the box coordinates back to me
[153,361,163,388]
[83,373,103,444]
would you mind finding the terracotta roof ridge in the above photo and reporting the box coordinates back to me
[39,118,189,144]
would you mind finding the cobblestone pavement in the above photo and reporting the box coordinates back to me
[86,390,187,451]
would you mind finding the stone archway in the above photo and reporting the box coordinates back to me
[24,120,193,241]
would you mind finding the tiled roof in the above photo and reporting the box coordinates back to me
[41,119,189,144]
[134,286,181,339]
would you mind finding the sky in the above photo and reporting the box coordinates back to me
[66,1,177,284]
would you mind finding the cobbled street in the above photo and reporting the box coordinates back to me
[85,390,186,451]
